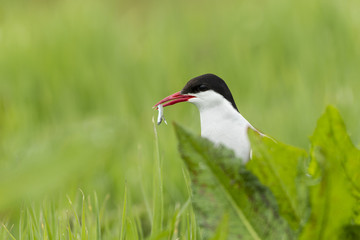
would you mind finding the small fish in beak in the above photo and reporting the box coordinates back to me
[157,104,167,125]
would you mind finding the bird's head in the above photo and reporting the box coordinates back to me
[153,74,238,111]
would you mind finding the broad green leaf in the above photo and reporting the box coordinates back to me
[300,106,360,240]
[247,130,309,230]
[174,123,295,240]
[318,106,360,192]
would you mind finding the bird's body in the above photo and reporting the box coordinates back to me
[154,74,258,163]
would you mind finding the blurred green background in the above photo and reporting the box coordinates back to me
[1,0,360,237]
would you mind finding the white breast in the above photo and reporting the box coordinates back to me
[188,91,254,163]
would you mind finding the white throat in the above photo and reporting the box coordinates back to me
[189,91,254,163]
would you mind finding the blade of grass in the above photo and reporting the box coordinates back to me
[209,214,229,240]
[120,184,127,240]
[68,223,74,240]
[135,215,144,240]
[151,117,164,236]
[1,223,16,240]
[80,189,87,240]
[43,201,53,240]
[94,192,101,240]
[137,144,153,227]
[126,218,139,240]
[168,203,180,240]
[182,168,198,240]
[27,209,36,240]
[29,204,40,239]
[19,209,24,240]
[67,194,80,235]
[187,213,191,240]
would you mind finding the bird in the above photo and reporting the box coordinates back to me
[153,73,261,163]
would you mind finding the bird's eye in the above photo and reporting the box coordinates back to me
[198,84,208,91]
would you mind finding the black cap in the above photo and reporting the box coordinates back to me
[181,74,238,111]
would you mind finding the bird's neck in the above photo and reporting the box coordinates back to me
[197,101,250,131]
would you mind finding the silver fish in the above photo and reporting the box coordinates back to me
[157,104,167,125]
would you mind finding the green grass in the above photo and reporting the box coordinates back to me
[0,0,360,238]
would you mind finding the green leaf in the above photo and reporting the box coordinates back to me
[247,130,309,230]
[340,225,360,240]
[174,123,295,240]
[319,106,360,193]
[300,106,360,240]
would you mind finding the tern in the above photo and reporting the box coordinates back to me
[154,73,261,163]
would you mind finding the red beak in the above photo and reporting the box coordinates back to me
[153,91,195,108]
